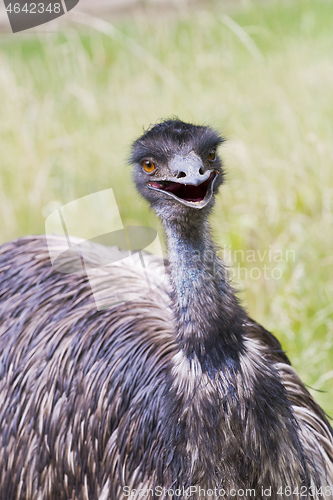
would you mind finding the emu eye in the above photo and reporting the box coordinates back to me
[142,160,156,173]
[208,150,216,161]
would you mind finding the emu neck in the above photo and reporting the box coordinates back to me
[164,216,244,366]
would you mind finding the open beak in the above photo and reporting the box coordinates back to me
[147,171,217,208]
[147,152,218,208]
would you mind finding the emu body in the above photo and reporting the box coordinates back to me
[0,120,333,499]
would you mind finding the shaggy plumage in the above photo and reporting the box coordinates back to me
[0,119,332,500]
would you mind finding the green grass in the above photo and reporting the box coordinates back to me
[0,0,332,415]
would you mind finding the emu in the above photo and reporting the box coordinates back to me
[0,119,332,500]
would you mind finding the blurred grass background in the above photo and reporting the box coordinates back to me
[0,0,332,415]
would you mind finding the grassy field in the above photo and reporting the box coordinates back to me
[0,0,332,415]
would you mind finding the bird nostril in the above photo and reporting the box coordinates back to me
[177,171,186,179]
[199,167,204,175]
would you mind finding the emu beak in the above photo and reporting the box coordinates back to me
[147,152,218,209]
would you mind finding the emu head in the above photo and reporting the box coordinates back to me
[130,119,224,222]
